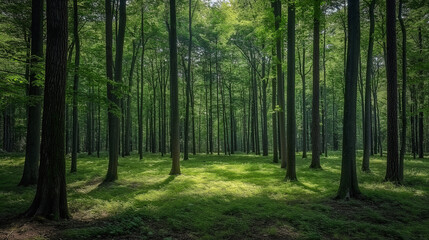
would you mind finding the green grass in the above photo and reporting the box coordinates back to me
[0,152,428,239]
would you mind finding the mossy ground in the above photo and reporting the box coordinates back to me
[0,152,428,239]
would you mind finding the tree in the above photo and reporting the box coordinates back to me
[385,0,399,183]
[105,0,127,182]
[19,0,43,186]
[184,0,193,161]
[274,0,286,168]
[25,0,69,219]
[362,0,375,173]
[169,0,181,175]
[310,0,321,169]
[398,0,406,182]
[71,0,80,173]
[336,0,361,200]
[286,0,297,181]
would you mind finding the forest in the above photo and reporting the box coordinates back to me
[0,0,428,239]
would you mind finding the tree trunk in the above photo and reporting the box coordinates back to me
[71,0,80,173]
[310,0,321,169]
[418,28,424,159]
[323,23,328,157]
[271,46,278,163]
[105,0,126,182]
[362,0,375,172]
[398,0,406,182]
[274,0,286,168]
[19,0,43,186]
[336,0,361,199]
[25,0,69,219]
[138,6,145,160]
[262,47,268,156]
[125,40,139,156]
[385,0,400,183]
[286,1,297,181]
[169,0,181,175]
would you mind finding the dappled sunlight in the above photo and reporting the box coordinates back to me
[1,153,429,239]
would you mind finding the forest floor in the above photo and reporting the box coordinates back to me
[0,152,428,240]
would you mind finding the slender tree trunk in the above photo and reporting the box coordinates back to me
[336,0,361,199]
[262,47,268,156]
[385,0,400,183]
[274,0,286,168]
[25,0,69,219]
[125,40,139,156]
[311,0,321,169]
[19,0,43,186]
[138,6,145,160]
[71,0,80,172]
[323,23,328,157]
[191,74,196,155]
[209,57,213,154]
[229,81,235,154]
[169,0,181,175]
[286,1,297,181]
[418,28,424,159]
[398,0,406,181]
[362,0,375,172]
[105,0,126,182]
[216,39,220,155]
[271,46,278,163]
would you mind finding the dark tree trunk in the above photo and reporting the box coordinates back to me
[169,0,181,175]
[138,6,145,160]
[25,0,69,219]
[323,23,327,157]
[105,0,126,182]
[385,0,400,183]
[209,57,213,154]
[251,55,260,155]
[418,28,424,159]
[125,40,139,156]
[19,0,43,186]
[262,47,268,156]
[191,74,196,155]
[398,0,406,181]
[298,41,308,159]
[229,81,235,154]
[87,94,93,156]
[274,0,286,168]
[216,39,220,155]
[336,0,361,200]
[71,0,80,173]
[271,46,278,163]
[362,0,375,172]
[310,0,321,169]
[286,1,297,181]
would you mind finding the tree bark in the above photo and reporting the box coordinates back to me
[169,0,181,175]
[274,0,286,168]
[398,0,406,181]
[336,0,361,199]
[310,0,321,169]
[105,0,126,182]
[385,0,400,183]
[271,46,278,163]
[362,0,375,172]
[286,1,297,181]
[25,0,69,219]
[19,0,43,186]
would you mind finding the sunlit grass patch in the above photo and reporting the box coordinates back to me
[0,152,428,239]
